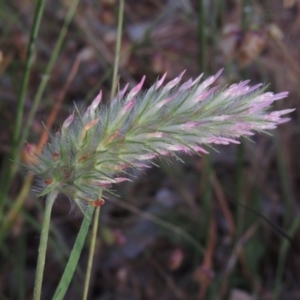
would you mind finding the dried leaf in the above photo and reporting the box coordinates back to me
[169,248,184,270]
[283,0,297,8]
[230,289,254,300]
[238,30,267,67]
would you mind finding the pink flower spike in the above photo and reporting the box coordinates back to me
[214,68,224,79]
[193,145,209,154]
[272,108,295,116]
[225,80,251,96]
[136,153,157,160]
[62,111,75,130]
[133,163,151,168]
[206,137,240,145]
[113,177,132,183]
[260,124,277,130]
[181,121,200,130]
[191,73,204,86]
[246,83,263,93]
[271,91,289,101]
[179,78,194,92]
[194,86,219,103]
[250,93,270,104]
[95,177,132,186]
[248,100,273,113]
[277,117,291,124]
[228,80,250,91]
[155,72,167,90]
[239,131,255,136]
[126,76,146,102]
[120,83,129,97]
[92,90,102,109]
[162,70,186,93]
[166,145,187,151]
[84,91,102,119]
[155,92,179,109]
[111,84,129,106]
[120,98,136,116]
[145,73,168,97]
[222,138,240,144]
[201,68,223,88]
[25,143,34,157]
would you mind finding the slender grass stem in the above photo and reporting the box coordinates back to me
[82,205,101,300]
[0,0,80,222]
[0,0,46,220]
[33,190,58,300]
[275,132,294,226]
[110,0,124,99]
[197,0,206,72]
[12,0,46,159]
[197,0,211,262]
[235,143,245,237]
[273,216,300,300]
[20,0,81,151]
[52,207,94,300]
[83,1,124,297]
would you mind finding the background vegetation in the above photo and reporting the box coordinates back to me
[0,0,299,299]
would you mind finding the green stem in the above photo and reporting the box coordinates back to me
[235,143,245,237]
[52,207,94,300]
[0,0,46,220]
[33,190,58,300]
[20,0,80,151]
[273,216,300,300]
[110,0,124,99]
[82,206,101,300]
[0,0,80,222]
[197,0,206,72]
[13,0,46,159]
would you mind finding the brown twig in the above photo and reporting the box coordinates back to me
[220,223,259,297]
[211,172,236,237]
[194,210,217,300]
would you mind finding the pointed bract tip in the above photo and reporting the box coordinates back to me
[92,90,102,108]
[126,76,146,102]
[272,91,289,101]
[122,98,136,114]
[120,83,129,96]
[62,111,75,129]
[132,75,146,94]
[155,72,167,90]
[25,143,34,157]
[215,68,224,78]
[192,73,204,85]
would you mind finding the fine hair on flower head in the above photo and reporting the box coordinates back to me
[26,69,294,215]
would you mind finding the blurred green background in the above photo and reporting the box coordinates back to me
[0,0,299,299]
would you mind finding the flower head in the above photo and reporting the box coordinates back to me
[28,70,294,214]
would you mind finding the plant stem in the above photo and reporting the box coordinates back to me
[20,0,81,152]
[13,0,46,160]
[273,216,300,300]
[52,207,94,300]
[33,190,58,300]
[83,0,123,295]
[110,0,124,99]
[0,0,46,220]
[82,206,101,300]
[197,0,206,72]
